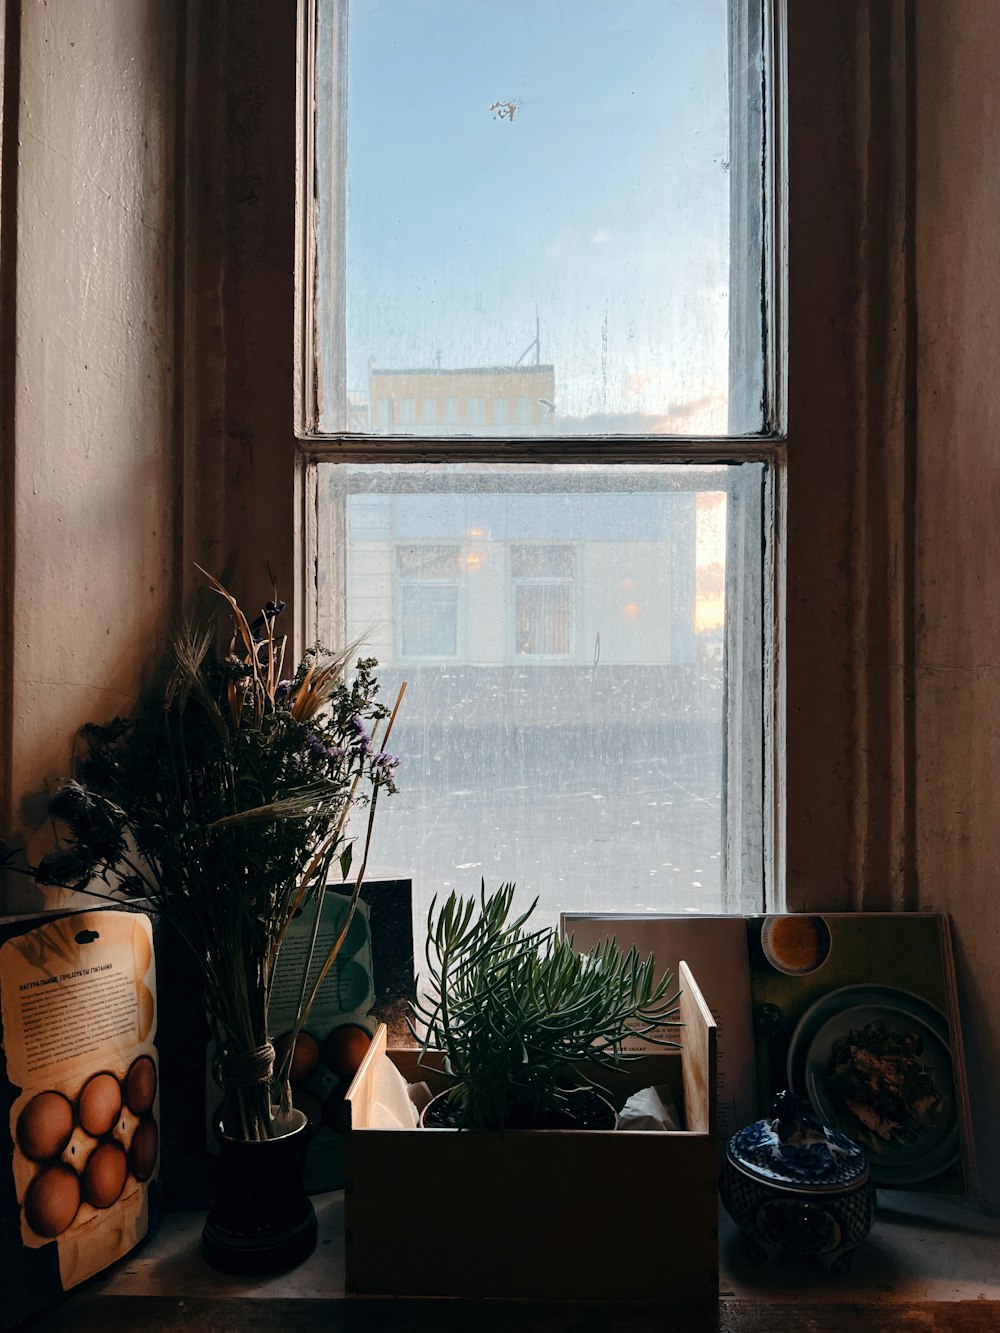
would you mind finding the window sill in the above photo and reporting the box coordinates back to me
[27,1189,1000,1332]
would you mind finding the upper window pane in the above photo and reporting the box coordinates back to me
[311,0,770,437]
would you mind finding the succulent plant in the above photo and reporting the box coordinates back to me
[410,882,680,1131]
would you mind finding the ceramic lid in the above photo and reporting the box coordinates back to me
[727,1089,870,1193]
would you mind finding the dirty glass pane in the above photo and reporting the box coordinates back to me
[312,0,770,436]
[317,462,764,934]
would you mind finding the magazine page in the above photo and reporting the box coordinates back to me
[748,912,973,1194]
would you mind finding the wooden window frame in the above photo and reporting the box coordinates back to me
[179,0,913,916]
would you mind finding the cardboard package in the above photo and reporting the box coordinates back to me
[0,908,160,1331]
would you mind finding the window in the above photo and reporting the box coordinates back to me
[302,0,780,931]
[511,545,575,658]
[396,547,460,659]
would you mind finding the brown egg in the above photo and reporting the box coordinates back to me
[17,1091,75,1162]
[125,1055,157,1116]
[277,1030,320,1084]
[78,1072,122,1137]
[24,1164,81,1237]
[322,1024,372,1081]
[83,1141,128,1209]
[128,1118,158,1182]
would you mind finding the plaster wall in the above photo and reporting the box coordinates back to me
[914,2,1000,1203]
[1,2,178,908]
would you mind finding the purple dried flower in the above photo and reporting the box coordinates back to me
[371,751,399,782]
[347,716,372,757]
[304,733,341,764]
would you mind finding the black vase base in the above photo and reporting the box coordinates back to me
[201,1201,318,1275]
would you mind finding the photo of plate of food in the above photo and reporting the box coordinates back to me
[787,984,960,1186]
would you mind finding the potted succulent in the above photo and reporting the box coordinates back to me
[410,882,681,1132]
[344,892,718,1302]
[2,569,403,1273]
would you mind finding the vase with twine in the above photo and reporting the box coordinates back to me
[202,1040,317,1274]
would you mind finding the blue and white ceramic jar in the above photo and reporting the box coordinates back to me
[720,1089,875,1274]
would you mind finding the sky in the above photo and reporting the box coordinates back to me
[341,0,734,432]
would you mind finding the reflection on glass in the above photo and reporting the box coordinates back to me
[318,0,765,437]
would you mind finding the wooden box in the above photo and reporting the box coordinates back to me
[344,960,717,1304]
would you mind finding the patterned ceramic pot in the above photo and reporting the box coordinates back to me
[720,1089,875,1274]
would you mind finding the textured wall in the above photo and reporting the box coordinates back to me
[915,2,1000,1203]
[2,2,178,909]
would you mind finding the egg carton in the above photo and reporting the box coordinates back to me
[0,908,159,1320]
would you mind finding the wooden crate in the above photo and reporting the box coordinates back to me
[344,960,717,1303]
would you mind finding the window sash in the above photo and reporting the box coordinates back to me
[297,0,786,914]
[300,0,783,444]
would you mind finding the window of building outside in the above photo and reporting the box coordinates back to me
[512,545,575,658]
[302,0,781,937]
[397,545,461,659]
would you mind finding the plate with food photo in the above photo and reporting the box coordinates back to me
[787,984,960,1186]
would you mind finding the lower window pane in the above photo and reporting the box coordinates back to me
[317,462,766,933]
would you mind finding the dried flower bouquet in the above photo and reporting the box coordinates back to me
[2,570,403,1141]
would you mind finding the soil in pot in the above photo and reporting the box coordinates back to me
[421,1088,617,1130]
